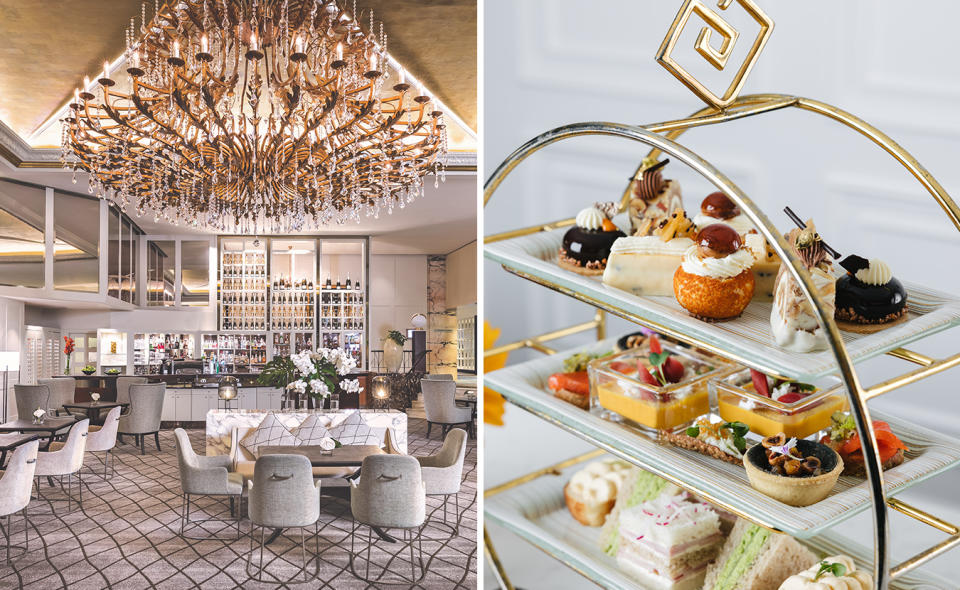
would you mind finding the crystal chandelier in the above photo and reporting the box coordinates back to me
[62,0,448,232]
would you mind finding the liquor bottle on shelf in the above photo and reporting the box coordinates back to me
[345,273,352,289]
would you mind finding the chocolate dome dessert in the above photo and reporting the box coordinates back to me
[559,202,626,276]
[835,255,907,332]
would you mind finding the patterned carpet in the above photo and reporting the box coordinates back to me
[0,418,477,590]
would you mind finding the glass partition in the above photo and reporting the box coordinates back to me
[319,239,366,367]
[107,207,121,298]
[53,191,99,292]
[180,240,210,306]
[147,240,175,306]
[0,180,45,288]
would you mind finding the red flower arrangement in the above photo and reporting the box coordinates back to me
[63,336,75,375]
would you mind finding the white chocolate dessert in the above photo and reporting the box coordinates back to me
[778,555,873,590]
[771,222,836,352]
[603,209,697,296]
[629,159,684,236]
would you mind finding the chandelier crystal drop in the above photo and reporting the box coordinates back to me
[61,0,447,233]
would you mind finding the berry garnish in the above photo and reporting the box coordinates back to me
[609,361,636,374]
[637,364,659,386]
[662,357,684,383]
[776,392,805,404]
[750,369,770,397]
[648,334,662,354]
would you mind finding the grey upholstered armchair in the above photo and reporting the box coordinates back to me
[86,406,121,479]
[115,377,147,413]
[0,439,38,562]
[174,428,243,539]
[118,383,165,454]
[13,384,49,421]
[246,454,321,582]
[421,379,473,439]
[349,454,426,584]
[37,378,76,416]
[416,428,467,534]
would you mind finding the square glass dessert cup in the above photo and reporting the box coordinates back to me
[588,344,736,434]
[710,370,849,440]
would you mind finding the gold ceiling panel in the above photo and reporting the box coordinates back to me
[0,0,476,148]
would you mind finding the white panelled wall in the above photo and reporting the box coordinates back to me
[484,0,960,587]
[0,297,24,422]
[369,254,429,355]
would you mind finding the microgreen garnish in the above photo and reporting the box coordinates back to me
[813,560,847,581]
[795,382,817,392]
[829,412,857,442]
[648,352,669,385]
[722,421,749,453]
[686,426,700,437]
[562,350,612,373]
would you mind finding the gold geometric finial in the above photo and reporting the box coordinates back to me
[656,0,774,109]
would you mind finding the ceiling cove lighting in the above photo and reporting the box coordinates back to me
[62,0,448,233]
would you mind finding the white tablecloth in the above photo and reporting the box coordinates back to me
[205,409,407,455]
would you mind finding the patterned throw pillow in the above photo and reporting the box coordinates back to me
[328,411,380,446]
[292,414,336,449]
[240,413,303,457]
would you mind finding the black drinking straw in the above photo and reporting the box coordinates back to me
[783,207,840,259]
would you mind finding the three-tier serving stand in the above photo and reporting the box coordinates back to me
[482,2,960,588]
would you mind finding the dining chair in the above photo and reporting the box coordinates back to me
[34,419,88,514]
[421,379,473,439]
[37,378,76,416]
[13,385,49,421]
[416,428,467,535]
[174,428,243,540]
[0,440,38,563]
[246,454,321,583]
[349,454,426,585]
[86,406,121,479]
[117,383,165,454]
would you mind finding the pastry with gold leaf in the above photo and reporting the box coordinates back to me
[628,158,683,236]
[559,202,626,276]
[770,221,836,352]
[673,224,756,320]
[602,209,697,296]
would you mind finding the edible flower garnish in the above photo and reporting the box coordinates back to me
[813,560,848,581]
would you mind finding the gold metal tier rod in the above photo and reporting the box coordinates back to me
[864,352,960,400]
[484,312,605,358]
[887,498,959,535]
[485,449,606,498]
[891,535,960,579]
[886,348,936,367]
[484,527,515,590]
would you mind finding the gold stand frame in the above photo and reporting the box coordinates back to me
[483,93,960,589]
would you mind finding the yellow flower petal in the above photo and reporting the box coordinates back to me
[484,321,509,426]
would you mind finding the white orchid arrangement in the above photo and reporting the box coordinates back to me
[285,348,363,400]
[33,407,46,421]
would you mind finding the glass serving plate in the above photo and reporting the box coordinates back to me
[485,337,960,538]
[589,343,736,434]
[484,221,960,381]
[710,370,849,439]
[485,452,953,589]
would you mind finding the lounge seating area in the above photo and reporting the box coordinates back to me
[0,417,477,588]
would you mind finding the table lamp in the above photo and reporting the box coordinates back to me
[0,351,21,423]
[372,375,390,400]
[218,376,238,410]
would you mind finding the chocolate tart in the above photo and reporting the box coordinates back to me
[559,225,625,275]
[743,439,842,507]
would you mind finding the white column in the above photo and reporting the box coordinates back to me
[44,188,54,289]
[98,200,108,296]
[174,239,182,306]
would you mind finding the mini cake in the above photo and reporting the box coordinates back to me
[559,202,626,275]
[693,192,780,301]
[834,255,908,333]
[704,519,818,590]
[819,412,907,477]
[770,222,836,352]
[563,458,633,526]
[603,209,697,296]
[616,493,723,590]
[629,158,684,236]
[673,224,756,320]
[743,434,842,507]
[778,555,873,590]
